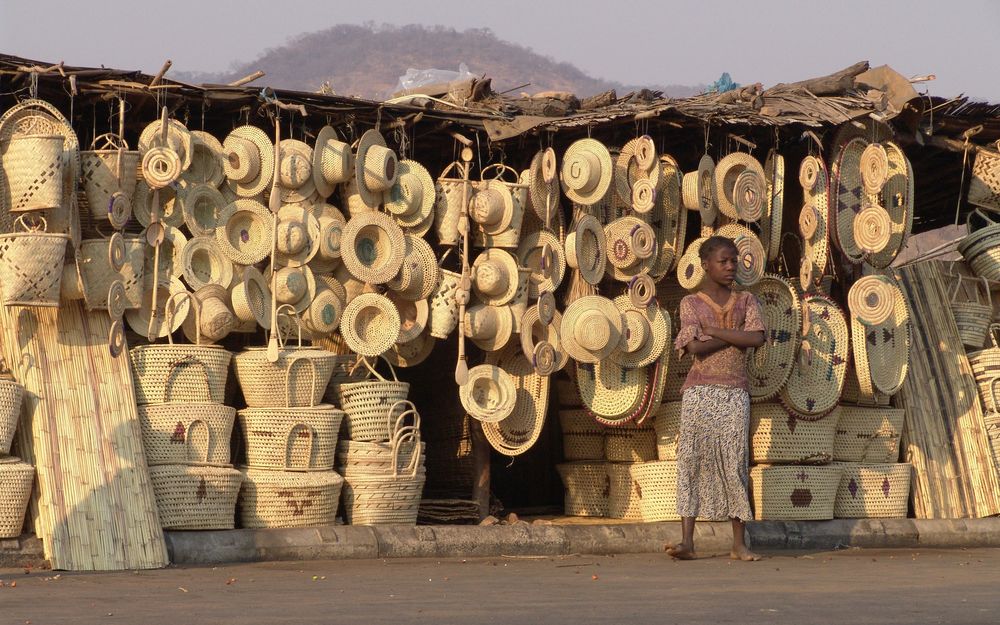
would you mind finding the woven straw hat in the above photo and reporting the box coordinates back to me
[469,180,514,235]
[714,153,765,220]
[519,307,569,373]
[716,223,766,287]
[312,125,354,198]
[310,203,347,274]
[180,182,227,236]
[340,292,401,357]
[614,136,662,206]
[677,237,707,290]
[472,248,519,306]
[560,138,613,205]
[610,295,670,368]
[464,304,514,352]
[385,160,435,227]
[387,234,440,301]
[268,264,316,313]
[139,118,193,171]
[387,290,429,344]
[565,214,607,285]
[341,210,406,285]
[747,275,802,402]
[230,265,271,328]
[604,216,655,281]
[386,331,436,368]
[460,364,517,423]
[482,344,549,456]
[223,125,274,198]
[182,235,234,291]
[182,130,226,188]
[133,181,182,228]
[529,147,560,222]
[216,199,274,265]
[682,155,717,228]
[516,230,566,299]
[853,203,892,254]
[275,204,321,267]
[848,274,895,326]
[302,282,344,338]
[561,295,624,364]
[354,130,399,209]
[277,139,316,203]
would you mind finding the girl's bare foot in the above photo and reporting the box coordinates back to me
[730,547,761,561]
[666,543,697,560]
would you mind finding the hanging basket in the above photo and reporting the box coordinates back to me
[0,378,25,456]
[750,404,839,465]
[949,274,993,349]
[629,460,680,522]
[338,358,411,442]
[80,133,140,224]
[0,216,70,307]
[148,463,244,530]
[556,461,610,517]
[0,457,33,538]
[969,140,1000,210]
[0,133,64,212]
[237,467,344,529]
[833,462,911,518]
[748,464,843,520]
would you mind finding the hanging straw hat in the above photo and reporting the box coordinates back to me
[565,214,607,286]
[387,290,429,344]
[469,180,515,235]
[340,210,406,285]
[847,274,896,326]
[471,248,520,306]
[267,263,317,313]
[516,230,566,299]
[520,307,569,373]
[529,147,560,222]
[230,265,271,328]
[277,139,316,203]
[677,237,708,290]
[610,295,670,368]
[614,136,661,205]
[182,235,234,291]
[604,216,656,281]
[340,292,401,357]
[716,223,766,287]
[464,304,514,352]
[275,204,321,267]
[223,125,274,198]
[354,129,399,209]
[182,284,236,344]
[460,364,517,423]
[181,130,226,188]
[133,180,182,228]
[385,160,435,228]
[215,199,274,265]
[302,282,344,339]
[312,125,354,198]
[310,203,347,274]
[386,331,436,368]
[180,183,227,236]
[139,118,193,170]
[560,138,613,206]
[853,203,892,254]
[560,295,624,364]
[387,235,440,301]
[714,153,765,220]
[682,155,717,227]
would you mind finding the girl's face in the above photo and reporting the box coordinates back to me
[702,245,737,286]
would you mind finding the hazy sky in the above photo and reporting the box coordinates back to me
[2,0,997,100]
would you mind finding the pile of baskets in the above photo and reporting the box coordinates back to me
[0,375,33,538]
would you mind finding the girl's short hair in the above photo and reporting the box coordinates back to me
[699,235,738,261]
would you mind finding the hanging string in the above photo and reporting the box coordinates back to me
[956,137,971,226]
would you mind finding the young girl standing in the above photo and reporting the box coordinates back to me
[668,236,766,562]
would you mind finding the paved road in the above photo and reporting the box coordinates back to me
[1,548,998,624]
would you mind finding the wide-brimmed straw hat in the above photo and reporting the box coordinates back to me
[714,153,765,220]
[302,282,344,339]
[277,139,316,203]
[520,307,569,374]
[614,135,661,205]
[604,216,656,281]
[610,295,670,368]
[139,118,193,171]
[469,180,515,235]
[223,125,274,197]
[309,203,347,274]
[215,199,274,265]
[182,130,226,188]
[472,248,520,306]
[230,265,271,328]
[180,182,228,236]
[460,364,517,423]
[560,138,613,206]
[560,295,625,363]
[267,263,317,313]
[682,154,717,227]
[340,210,406,285]
[387,234,440,301]
[565,214,607,285]
[529,147,560,222]
[386,331,436,368]
[387,290,429,344]
[182,235,234,291]
[385,159,435,228]
[312,125,354,198]
[354,130,399,209]
[516,230,566,299]
[275,203,321,267]
[464,304,514,352]
[340,291,401,357]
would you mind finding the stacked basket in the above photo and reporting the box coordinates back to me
[0,375,33,538]
[830,404,910,518]
[625,402,682,522]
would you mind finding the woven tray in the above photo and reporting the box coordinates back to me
[748,464,843,521]
[779,295,848,419]
[750,404,838,465]
[833,462,911,518]
[747,275,801,402]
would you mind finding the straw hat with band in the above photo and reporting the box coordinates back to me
[354,130,399,209]
[831,137,867,263]
[516,230,566,299]
[181,183,227,236]
[565,214,607,286]
[714,153,765,220]
[182,235,234,291]
[866,142,911,269]
[181,130,226,188]
[460,364,518,423]
[520,307,569,374]
[387,234,440,301]
[650,156,683,279]
[302,283,345,339]
[677,237,708,291]
[682,155,718,228]
[471,248,519,306]
[139,118,193,171]
[716,223,765,287]
[386,331,436,368]
[610,295,670,368]
[779,294,849,419]
[277,139,316,203]
[341,210,405,285]
[469,180,515,236]
[385,159,435,228]
[746,275,802,402]
[763,150,785,262]
[216,199,274,265]
[614,136,661,205]
[275,204,321,267]
[267,263,317,313]
[387,290,429,344]
[340,292,401,357]
[312,125,354,199]
[230,265,272,329]
[223,125,274,198]
[853,203,892,254]
[482,344,550,456]
[310,203,347,274]
[464,304,514,352]
[560,295,624,364]
[529,147,560,222]
[316,274,347,303]
[560,138,613,206]
[604,217,655,281]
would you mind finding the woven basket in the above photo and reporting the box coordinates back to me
[968,325,1000,411]
[130,341,231,406]
[0,457,33,538]
[148,464,244,530]
[322,354,366,405]
[428,255,462,339]
[559,409,605,461]
[653,402,681,461]
[338,358,411,442]
[0,216,70,306]
[340,429,426,525]
[556,461,610,517]
[950,275,992,349]
[605,425,657,462]
[72,237,145,311]
[80,134,140,223]
[750,404,838,465]
[748,464,843,520]
[432,161,470,246]
[607,462,643,520]
[0,378,24,455]
[833,406,905,463]
[337,435,425,479]
[833,462,911,518]
[238,468,345,529]
[239,406,345,471]
[232,347,337,409]
[969,140,1000,210]
[0,134,64,212]
[629,460,680,522]
[138,403,235,466]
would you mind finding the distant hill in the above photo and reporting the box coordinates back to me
[174,23,703,100]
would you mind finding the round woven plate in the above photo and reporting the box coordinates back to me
[866,142,912,269]
[747,275,802,402]
[853,203,892,254]
[779,294,849,419]
[763,150,785,262]
[848,274,895,326]
[614,136,662,205]
[520,308,569,373]
[831,137,867,263]
[860,143,889,195]
[604,216,655,281]
[516,230,566,298]
[717,223,765,287]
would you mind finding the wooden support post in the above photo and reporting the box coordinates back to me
[472,422,491,520]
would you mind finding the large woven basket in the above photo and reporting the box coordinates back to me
[607,462,643,521]
[0,134,64,212]
[432,161,470,246]
[233,347,337,408]
[750,404,839,465]
[322,354,365,405]
[80,134,140,223]
[556,461,610,517]
[968,325,1000,411]
[748,464,843,520]
[337,438,426,479]
[130,345,231,406]
[841,363,891,407]
[833,462,911,518]
[653,402,681,461]
[71,237,145,311]
[0,457,33,538]
[983,411,1000,473]
[138,403,235,466]
[629,460,680,522]
[559,409,605,461]
[338,358,411,442]
[148,464,244,530]
[238,468,344,529]
[0,378,24,455]
[238,406,345,471]
[605,424,657,462]
[833,406,905,463]
[341,430,426,525]
[950,275,992,349]
[0,216,70,307]
[969,140,1000,210]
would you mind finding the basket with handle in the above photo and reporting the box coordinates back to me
[0,377,25,456]
[338,358,411,441]
[833,405,905,463]
[472,164,527,249]
[337,403,425,477]
[0,133,64,212]
[750,403,839,465]
[556,461,610,517]
[322,354,366,405]
[949,273,993,349]
[0,457,34,538]
[129,292,232,405]
[0,215,70,306]
[65,235,145,311]
[80,132,140,224]
[340,426,427,525]
[432,160,470,246]
[833,462,911,518]
[969,140,1000,210]
[629,460,680,521]
[428,248,462,339]
[748,464,843,520]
